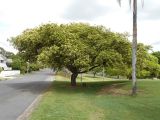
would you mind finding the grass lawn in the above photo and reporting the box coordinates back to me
[29,75,160,120]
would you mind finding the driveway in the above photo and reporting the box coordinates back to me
[0,69,53,120]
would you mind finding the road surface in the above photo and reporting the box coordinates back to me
[0,69,53,120]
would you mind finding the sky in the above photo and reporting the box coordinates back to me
[0,0,160,53]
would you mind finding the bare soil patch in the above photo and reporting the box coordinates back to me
[98,83,143,96]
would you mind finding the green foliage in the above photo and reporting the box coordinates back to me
[107,43,160,79]
[29,62,42,71]
[152,51,160,64]
[145,55,160,78]
[106,66,127,77]
[91,67,102,77]
[10,23,131,85]
[136,44,160,78]
[105,43,160,79]
[137,70,150,79]
[11,54,42,74]
[10,23,128,71]
[11,54,27,73]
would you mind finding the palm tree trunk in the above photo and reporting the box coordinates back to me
[132,0,137,95]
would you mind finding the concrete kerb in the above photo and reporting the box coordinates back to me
[17,76,54,120]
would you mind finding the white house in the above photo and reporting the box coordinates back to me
[0,54,11,70]
[0,54,20,77]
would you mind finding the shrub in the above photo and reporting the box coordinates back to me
[29,63,40,71]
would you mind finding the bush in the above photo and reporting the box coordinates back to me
[11,60,21,70]
[137,70,151,79]
[29,63,40,71]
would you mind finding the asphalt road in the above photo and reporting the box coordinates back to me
[0,69,53,120]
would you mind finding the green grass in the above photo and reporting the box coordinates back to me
[29,75,160,120]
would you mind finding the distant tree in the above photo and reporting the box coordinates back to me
[91,67,102,77]
[11,53,43,73]
[106,43,160,79]
[11,54,27,73]
[136,44,160,78]
[0,47,14,58]
[152,51,160,64]
[145,54,160,78]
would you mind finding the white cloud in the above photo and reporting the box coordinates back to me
[63,0,111,20]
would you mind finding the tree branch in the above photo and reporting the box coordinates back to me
[78,65,99,74]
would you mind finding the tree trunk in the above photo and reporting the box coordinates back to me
[71,73,78,86]
[132,0,137,95]
[127,75,132,80]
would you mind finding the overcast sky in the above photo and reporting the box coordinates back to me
[0,0,160,53]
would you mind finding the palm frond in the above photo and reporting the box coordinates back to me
[129,0,132,8]
[141,0,144,7]
[117,0,121,6]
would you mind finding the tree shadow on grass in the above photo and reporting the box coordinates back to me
[50,80,130,96]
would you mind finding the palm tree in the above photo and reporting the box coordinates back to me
[117,0,139,95]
